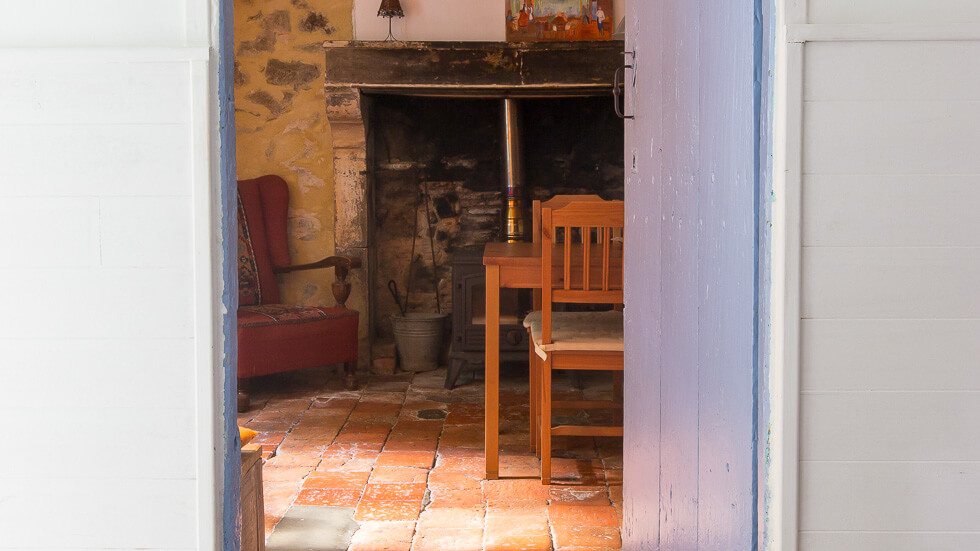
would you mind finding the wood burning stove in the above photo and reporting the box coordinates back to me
[446,247,530,389]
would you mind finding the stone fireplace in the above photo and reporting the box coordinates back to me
[322,40,625,371]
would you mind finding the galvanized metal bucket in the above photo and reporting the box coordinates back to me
[390,313,448,372]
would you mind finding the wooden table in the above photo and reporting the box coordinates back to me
[482,238,623,478]
[483,242,542,479]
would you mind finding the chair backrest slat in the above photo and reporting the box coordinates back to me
[602,226,611,291]
[583,227,591,291]
[563,226,571,291]
[541,207,554,344]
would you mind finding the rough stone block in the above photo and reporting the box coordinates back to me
[372,341,396,359]
[372,356,397,376]
[331,121,367,150]
[333,158,368,249]
[325,86,363,121]
[265,58,320,88]
[265,505,358,551]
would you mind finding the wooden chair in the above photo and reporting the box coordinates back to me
[528,195,602,453]
[524,199,624,484]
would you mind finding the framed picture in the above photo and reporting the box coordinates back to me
[506,0,614,41]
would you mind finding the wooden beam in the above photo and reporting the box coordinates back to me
[323,40,625,97]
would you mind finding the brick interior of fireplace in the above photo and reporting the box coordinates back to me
[367,94,624,354]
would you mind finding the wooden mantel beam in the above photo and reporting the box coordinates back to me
[323,40,625,97]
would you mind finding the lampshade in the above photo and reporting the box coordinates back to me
[377,0,404,18]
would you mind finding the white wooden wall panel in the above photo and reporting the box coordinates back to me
[0,479,197,550]
[0,125,193,197]
[801,320,980,391]
[100,197,194,267]
[0,61,192,125]
[800,462,980,531]
[801,532,980,551]
[0,0,191,46]
[802,247,980,319]
[801,392,980,460]
[803,175,980,247]
[6,407,197,478]
[785,2,980,548]
[807,0,980,25]
[0,268,194,339]
[0,1,217,549]
[803,101,980,175]
[804,42,980,101]
[0,198,102,267]
[0,339,196,409]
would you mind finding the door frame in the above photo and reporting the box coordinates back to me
[203,0,241,549]
[769,0,804,548]
[208,1,781,548]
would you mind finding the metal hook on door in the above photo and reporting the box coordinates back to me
[613,50,635,120]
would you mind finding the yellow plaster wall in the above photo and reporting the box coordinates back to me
[234,0,353,307]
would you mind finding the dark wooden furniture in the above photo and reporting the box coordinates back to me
[322,40,625,97]
[446,247,529,389]
[240,444,265,551]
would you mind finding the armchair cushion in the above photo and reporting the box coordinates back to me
[523,310,623,360]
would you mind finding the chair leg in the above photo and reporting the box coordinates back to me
[535,357,543,457]
[344,361,357,390]
[529,342,538,452]
[540,356,552,485]
[237,378,250,414]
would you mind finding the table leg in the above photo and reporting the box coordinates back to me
[485,264,500,480]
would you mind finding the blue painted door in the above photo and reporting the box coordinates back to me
[622,0,767,548]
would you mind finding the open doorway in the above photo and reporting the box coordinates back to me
[224,1,772,550]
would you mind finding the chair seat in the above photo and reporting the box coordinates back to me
[523,310,624,360]
[239,304,356,328]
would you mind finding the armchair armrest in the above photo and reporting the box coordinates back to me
[273,255,362,308]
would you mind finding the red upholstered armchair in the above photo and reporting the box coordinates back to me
[237,175,361,412]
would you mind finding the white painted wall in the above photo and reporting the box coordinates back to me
[777,2,980,549]
[353,0,626,41]
[0,1,225,549]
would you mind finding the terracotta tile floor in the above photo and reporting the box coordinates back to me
[238,364,623,551]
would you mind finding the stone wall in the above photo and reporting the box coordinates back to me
[234,0,353,307]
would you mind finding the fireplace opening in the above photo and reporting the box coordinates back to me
[364,93,624,374]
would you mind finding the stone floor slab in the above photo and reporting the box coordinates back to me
[265,505,359,551]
